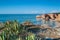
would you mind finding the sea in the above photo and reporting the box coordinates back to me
[0,14,40,24]
[0,14,56,26]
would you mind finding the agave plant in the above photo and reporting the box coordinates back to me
[0,36,2,40]
[1,31,5,40]
[0,20,35,40]
[26,32,35,40]
[0,20,19,40]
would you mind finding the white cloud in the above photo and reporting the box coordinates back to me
[31,9,46,14]
[50,10,60,13]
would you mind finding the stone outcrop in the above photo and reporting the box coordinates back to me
[37,26,60,38]
[36,13,60,22]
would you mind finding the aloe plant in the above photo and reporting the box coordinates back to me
[26,32,35,40]
[0,36,2,40]
[0,20,19,40]
[0,20,35,40]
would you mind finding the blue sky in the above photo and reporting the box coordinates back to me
[0,0,60,14]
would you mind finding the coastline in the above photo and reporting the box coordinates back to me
[0,13,60,40]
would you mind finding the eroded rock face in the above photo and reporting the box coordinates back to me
[26,23,60,38]
[36,13,60,27]
[37,13,60,21]
[37,25,60,38]
[22,21,33,26]
[55,14,60,22]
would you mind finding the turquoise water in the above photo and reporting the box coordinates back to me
[0,14,39,23]
[0,14,56,27]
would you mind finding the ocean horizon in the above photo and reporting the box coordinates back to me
[0,14,41,24]
[0,14,56,27]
